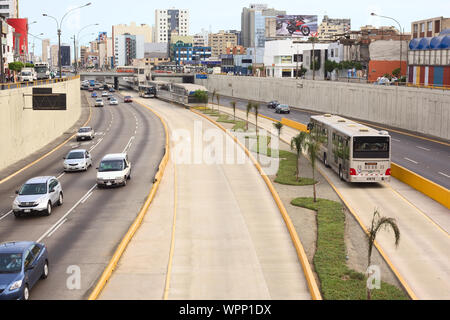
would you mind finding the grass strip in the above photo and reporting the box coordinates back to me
[274,150,316,186]
[291,197,409,300]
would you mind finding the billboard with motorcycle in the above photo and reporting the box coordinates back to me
[276,15,318,39]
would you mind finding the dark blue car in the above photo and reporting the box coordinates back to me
[91,92,98,98]
[0,242,49,300]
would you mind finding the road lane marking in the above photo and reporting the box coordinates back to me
[36,184,97,242]
[404,157,419,165]
[57,172,65,179]
[416,146,430,152]
[164,163,177,300]
[438,172,450,179]
[46,219,67,238]
[0,210,13,221]
[392,138,401,142]
[81,191,94,204]
[122,136,135,154]
[89,138,103,152]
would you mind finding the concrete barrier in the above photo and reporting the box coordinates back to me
[0,77,81,172]
[196,76,450,141]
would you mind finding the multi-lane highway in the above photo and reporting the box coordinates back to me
[0,91,165,299]
[218,95,450,189]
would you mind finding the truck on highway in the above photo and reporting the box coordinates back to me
[18,68,36,82]
[34,62,50,80]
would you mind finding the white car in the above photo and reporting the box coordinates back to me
[12,177,63,217]
[101,91,108,97]
[96,154,131,188]
[76,127,95,141]
[109,98,118,105]
[63,149,92,172]
[95,98,104,107]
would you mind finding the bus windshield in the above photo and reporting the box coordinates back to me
[35,67,48,73]
[353,137,390,159]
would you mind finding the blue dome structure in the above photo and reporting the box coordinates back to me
[409,38,420,50]
[437,35,450,49]
[417,37,432,49]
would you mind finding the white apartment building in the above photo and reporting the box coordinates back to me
[114,34,144,67]
[155,9,189,43]
[0,0,17,19]
[112,22,152,43]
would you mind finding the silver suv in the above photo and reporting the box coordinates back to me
[12,177,63,217]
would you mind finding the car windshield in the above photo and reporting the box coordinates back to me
[67,152,85,160]
[99,160,124,172]
[280,105,289,108]
[19,183,47,195]
[0,253,23,273]
[96,99,102,102]
[22,72,31,76]
[78,128,91,133]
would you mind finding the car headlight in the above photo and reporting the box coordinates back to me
[13,198,20,205]
[10,280,23,291]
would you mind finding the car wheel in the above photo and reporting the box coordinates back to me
[14,212,21,218]
[41,260,49,279]
[339,166,344,181]
[324,153,328,167]
[123,177,127,187]
[45,201,52,216]
[23,285,30,301]
[58,193,63,206]
[127,171,131,180]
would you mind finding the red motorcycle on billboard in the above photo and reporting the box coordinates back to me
[286,18,311,36]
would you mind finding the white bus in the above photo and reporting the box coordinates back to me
[308,114,391,183]
[34,62,50,80]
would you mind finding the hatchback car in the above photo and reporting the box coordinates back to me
[76,127,94,141]
[268,100,279,109]
[96,154,131,188]
[0,241,49,300]
[110,98,118,105]
[12,177,63,217]
[91,92,97,98]
[124,96,133,103]
[275,104,291,114]
[63,149,92,172]
[95,98,104,107]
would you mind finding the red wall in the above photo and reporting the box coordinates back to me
[368,60,407,82]
[7,18,28,59]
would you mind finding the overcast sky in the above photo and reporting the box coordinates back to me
[21,0,449,54]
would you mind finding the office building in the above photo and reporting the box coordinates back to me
[318,15,351,40]
[112,22,152,52]
[41,39,50,64]
[155,9,189,43]
[114,33,144,66]
[208,31,237,57]
[241,4,285,48]
[411,17,450,39]
[0,0,17,19]
[60,45,71,67]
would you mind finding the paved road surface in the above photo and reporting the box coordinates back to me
[0,91,165,299]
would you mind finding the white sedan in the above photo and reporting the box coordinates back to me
[110,98,118,105]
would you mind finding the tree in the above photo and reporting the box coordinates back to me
[8,61,24,73]
[211,89,217,110]
[247,65,253,75]
[246,102,253,131]
[290,132,307,182]
[193,90,209,107]
[367,210,400,300]
[253,103,260,135]
[392,68,401,79]
[273,122,284,139]
[216,94,220,113]
[303,133,321,202]
[25,63,34,68]
[230,101,237,121]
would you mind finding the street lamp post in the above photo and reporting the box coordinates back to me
[371,13,403,79]
[43,2,92,78]
[28,32,44,63]
[74,23,99,74]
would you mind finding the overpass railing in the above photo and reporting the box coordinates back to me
[0,75,80,90]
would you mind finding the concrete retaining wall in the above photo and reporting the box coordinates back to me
[196,76,450,140]
[0,77,81,171]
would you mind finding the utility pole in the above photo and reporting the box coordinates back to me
[73,35,77,73]
[0,20,4,84]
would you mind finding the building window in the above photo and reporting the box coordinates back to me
[428,21,433,31]
[435,20,440,33]
[420,23,425,32]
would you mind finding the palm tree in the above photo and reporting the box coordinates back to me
[253,103,260,135]
[290,132,307,182]
[211,89,217,111]
[303,135,320,202]
[367,210,400,300]
[216,94,220,113]
[246,102,253,131]
[273,122,283,139]
[230,101,237,121]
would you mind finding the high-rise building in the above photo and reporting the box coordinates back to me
[50,45,58,68]
[241,4,285,48]
[112,22,152,52]
[208,31,237,57]
[60,45,71,67]
[155,9,189,43]
[114,34,144,66]
[318,15,351,40]
[42,39,50,64]
[80,46,87,67]
[0,0,17,19]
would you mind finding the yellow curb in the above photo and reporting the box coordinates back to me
[88,100,170,300]
[0,88,92,185]
[191,108,323,301]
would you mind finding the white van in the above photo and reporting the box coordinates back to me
[18,68,36,82]
[96,154,131,188]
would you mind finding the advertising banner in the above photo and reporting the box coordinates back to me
[276,15,318,39]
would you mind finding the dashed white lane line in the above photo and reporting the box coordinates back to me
[0,210,12,221]
[416,146,431,152]
[56,172,65,180]
[392,138,401,142]
[438,172,450,179]
[46,218,67,238]
[36,184,97,242]
[404,157,419,165]
[123,136,135,154]
[81,191,94,204]
[89,138,103,152]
